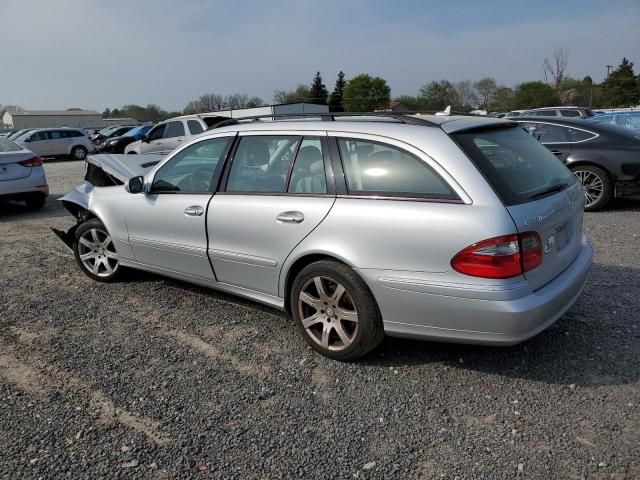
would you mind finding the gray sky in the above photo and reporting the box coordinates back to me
[1,0,638,112]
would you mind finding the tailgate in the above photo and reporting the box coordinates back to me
[506,181,584,291]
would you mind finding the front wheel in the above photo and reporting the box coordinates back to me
[73,218,121,282]
[570,165,612,211]
[290,260,384,361]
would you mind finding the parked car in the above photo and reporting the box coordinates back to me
[515,117,640,210]
[519,107,595,119]
[54,113,592,361]
[504,110,527,118]
[7,128,35,140]
[0,138,48,208]
[91,125,136,145]
[592,111,640,130]
[0,128,16,138]
[124,114,229,155]
[96,125,153,154]
[14,128,93,160]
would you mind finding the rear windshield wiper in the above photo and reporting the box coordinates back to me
[529,182,570,200]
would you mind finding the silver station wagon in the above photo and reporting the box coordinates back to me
[54,113,592,360]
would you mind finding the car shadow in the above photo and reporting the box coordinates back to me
[121,262,639,387]
[0,194,70,222]
[595,196,640,212]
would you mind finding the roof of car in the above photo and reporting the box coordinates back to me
[206,114,514,137]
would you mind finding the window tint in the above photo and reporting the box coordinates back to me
[525,110,556,117]
[560,110,581,117]
[147,124,166,141]
[187,120,204,135]
[520,122,567,143]
[452,126,575,206]
[288,138,327,194]
[566,128,596,142]
[226,136,299,193]
[164,121,185,138]
[151,137,232,193]
[337,139,457,199]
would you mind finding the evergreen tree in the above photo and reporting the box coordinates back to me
[329,71,346,112]
[309,72,328,105]
[606,58,640,107]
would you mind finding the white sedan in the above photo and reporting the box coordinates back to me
[0,138,48,209]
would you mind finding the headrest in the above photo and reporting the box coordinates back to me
[309,160,324,174]
[240,140,270,166]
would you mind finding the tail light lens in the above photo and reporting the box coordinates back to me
[18,156,43,167]
[451,232,543,279]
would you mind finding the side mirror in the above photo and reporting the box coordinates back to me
[127,176,144,194]
[141,134,149,143]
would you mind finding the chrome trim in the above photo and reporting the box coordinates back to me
[209,249,277,267]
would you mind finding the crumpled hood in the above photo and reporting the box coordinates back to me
[85,153,165,183]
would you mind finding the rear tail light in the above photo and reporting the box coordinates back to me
[451,232,543,279]
[18,156,43,167]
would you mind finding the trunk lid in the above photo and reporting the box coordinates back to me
[506,180,584,290]
[0,150,35,182]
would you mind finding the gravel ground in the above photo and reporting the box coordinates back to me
[0,160,638,479]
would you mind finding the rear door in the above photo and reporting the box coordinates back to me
[207,132,335,296]
[452,126,585,291]
[161,121,187,154]
[519,121,572,162]
[51,130,72,156]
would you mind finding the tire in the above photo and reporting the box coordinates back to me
[290,260,384,361]
[70,146,88,160]
[25,194,46,209]
[73,218,122,282]
[570,165,612,211]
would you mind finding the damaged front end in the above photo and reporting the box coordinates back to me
[51,153,164,251]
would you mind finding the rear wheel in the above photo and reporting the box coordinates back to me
[570,165,612,211]
[70,146,87,160]
[73,218,121,282]
[290,260,384,361]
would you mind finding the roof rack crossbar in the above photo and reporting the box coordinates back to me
[207,111,440,130]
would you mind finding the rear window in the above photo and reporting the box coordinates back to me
[0,138,22,152]
[452,126,575,206]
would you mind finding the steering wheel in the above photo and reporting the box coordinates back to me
[188,167,215,192]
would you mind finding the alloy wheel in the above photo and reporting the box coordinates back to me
[77,228,119,277]
[298,276,359,351]
[74,148,86,159]
[572,169,603,209]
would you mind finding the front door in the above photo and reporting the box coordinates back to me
[208,134,335,296]
[140,124,166,154]
[22,130,50,156]
[161,120,187,154]
[125,135,234,279]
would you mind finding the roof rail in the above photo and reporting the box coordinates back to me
[206,111,441,130]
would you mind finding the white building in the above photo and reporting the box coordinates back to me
[2,110,104,129]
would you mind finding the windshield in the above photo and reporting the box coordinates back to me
[98,126,117,135]
[0,138,23,152]
[124,126,149,137]
[452,126,576,206]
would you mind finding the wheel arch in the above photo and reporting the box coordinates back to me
[566,159,614,181]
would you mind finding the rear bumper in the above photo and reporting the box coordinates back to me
[0,169,49,199]
[361,233,593,345]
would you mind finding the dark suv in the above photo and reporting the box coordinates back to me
[520,107,595,119]
[515,117,640,210]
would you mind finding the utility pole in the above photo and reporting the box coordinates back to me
[604,65,613,106]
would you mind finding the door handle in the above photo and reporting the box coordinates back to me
[184,205,204,216]
[550,150,563,156]
[176,138,183,142]
[276,211,304,224]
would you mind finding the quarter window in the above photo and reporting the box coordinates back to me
[187,120,204,135]
[164,121,185,138]
[337,139,457,199]
[226,136,299,193]
[560,110,581,117]
[288,138,327,194]
[566,128,596,142]
[151,137,232,193]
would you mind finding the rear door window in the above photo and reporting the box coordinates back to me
[187,120,204,135]
[337,138,458,199]
[164,121,185,138]
[519,122,568,143]
[288,138,327,194]
[452,126,575,206]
